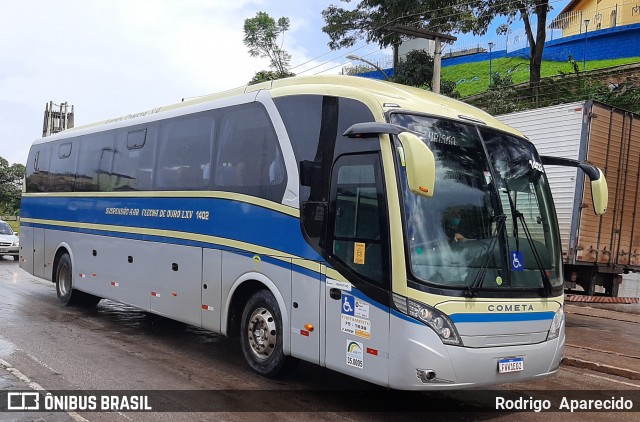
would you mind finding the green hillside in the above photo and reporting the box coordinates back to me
[442,56,640,98]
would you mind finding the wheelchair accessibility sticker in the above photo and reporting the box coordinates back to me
[340,294,372,339]
[511,251,524,272]
[341,294,370,319]
[342,294,355,316]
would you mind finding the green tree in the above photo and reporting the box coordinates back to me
[0,156,25,215]
[249,69,296,85]
[366,49,458,98]
[392,50,434,88]
[322,1,475,52]
[244,11,295,83]
[473,0,550,98]
[322,0,551,97]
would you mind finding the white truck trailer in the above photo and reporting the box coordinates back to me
[498,100,640,297]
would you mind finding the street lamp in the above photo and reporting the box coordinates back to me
[488,42,495,87]
[346,55,390,81]
[583,19,590,71]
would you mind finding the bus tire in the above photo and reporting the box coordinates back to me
[240,289,291,377]
[55,253,101,307]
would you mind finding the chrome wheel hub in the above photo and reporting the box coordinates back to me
[247,307,276,360]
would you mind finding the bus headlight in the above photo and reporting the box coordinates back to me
[393,294,462,346]
[547,306,564,341]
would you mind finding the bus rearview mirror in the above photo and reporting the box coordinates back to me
[398,132,435,198]
[540,155,608,215]
[591,168,608,215]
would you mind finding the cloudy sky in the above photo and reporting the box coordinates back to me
[1,0,569,166]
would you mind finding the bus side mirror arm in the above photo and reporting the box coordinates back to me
[540,155,608,215]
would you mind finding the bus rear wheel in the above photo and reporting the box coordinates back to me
[55,253,101,307]
[240,289,292,377]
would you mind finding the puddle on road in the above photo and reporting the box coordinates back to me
[0,336,16,357]
[90,300,225,346]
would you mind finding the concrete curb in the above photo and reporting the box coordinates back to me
[562,356,640,381]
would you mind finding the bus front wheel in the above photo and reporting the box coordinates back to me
[55,253,101,307]
[240,289,292,377]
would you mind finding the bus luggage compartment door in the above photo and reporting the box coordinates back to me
[149,244,203,327]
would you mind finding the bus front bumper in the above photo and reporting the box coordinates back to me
[388,316,564,390]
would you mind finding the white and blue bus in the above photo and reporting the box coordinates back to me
[19,75,607,389]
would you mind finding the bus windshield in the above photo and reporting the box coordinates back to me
[391,113,562,292]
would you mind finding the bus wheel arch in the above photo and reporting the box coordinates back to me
[52,244,73,283]
[225,279,267,339]
[224,275,295,377]
[52,245,101,307]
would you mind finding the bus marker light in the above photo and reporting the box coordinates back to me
[202,305,214,311]
[304,324,314,332]
[300,330,309,337]
[171,292,177,297]
[366,348,378,356]
[79,273,86,278]
[151,292,160,297]
[419,186,429,193]
[110,281,119,287]
[92,273,96,277]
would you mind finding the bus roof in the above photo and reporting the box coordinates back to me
[37,75,524,143]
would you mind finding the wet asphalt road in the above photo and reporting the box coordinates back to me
[0,256,638,421]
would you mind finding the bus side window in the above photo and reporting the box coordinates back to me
[329,153,388,286]
[26,145,52,193]
[75,130,115,192]
[214,103,286,202]
[156,112,215,191]
[49,139,79,192]
[111,125,156,191]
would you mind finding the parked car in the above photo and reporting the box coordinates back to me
[0,220,19,259]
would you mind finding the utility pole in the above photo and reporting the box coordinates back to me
[388,25,457,94]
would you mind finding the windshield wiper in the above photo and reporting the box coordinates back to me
[501,183,552,295]
[465,214,506,297]
[514,211,554,296]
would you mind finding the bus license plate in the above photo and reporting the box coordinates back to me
[498,357,524,373]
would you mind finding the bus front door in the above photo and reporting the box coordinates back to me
[323,152,390,386]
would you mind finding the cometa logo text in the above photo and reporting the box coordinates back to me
[487,304,535,312]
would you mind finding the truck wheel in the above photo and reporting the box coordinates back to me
[55,253,101,307]
[240,289,291,377]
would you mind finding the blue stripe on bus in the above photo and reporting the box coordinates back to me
[21,219,325,278]
[450,312,555,323]
[20,196,322,261]
[24,217,396,313]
